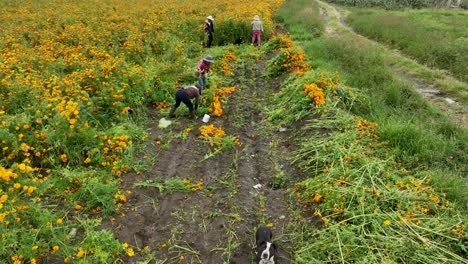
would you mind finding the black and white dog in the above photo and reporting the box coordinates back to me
[255,225,277,264]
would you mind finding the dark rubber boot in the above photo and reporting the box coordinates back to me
[190,110,198,120]
[168,106,176,118]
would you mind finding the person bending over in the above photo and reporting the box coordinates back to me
[168,85,202,120]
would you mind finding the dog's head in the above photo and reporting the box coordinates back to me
[256,241,276,264]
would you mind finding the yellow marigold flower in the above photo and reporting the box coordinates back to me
[383,220,391,226]
[60,154,68,163]
[126,248,135,257]
[313,193,324,203]
[122,106,131,113]
[266,223,273,228]
[313,210,323,218]
[76,248,85,258]
[304,83,325,105]
[13,183,21,189]
[53,245,60,251]
[32,245,38,250]
[74,204,83,210]
[18,163,34,173]
[56,218,63,224]
[122,242,129,249]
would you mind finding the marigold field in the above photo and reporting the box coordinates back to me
[1,0,467,263]
[0,0,282,262]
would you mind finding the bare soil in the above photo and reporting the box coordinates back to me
[102,50,300,263]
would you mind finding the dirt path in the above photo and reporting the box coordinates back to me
[102,51,294,263]
[318,0,468,129]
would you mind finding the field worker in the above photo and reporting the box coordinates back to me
[205,15,215,48]
[168,85,202,120]
[195,55,214,89]
[251,15,264,46]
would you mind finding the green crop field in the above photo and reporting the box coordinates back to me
[0,0,466,263]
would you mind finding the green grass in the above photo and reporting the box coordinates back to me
[322,0,468,9]
[288,19,468,171]
[272,0,467,263]
[346,8,468,84]
[274,0,325,39]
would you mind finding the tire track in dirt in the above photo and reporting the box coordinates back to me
[102,51,295,263]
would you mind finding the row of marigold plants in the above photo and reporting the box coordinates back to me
[263,33,466,262]
[0,0,285,262]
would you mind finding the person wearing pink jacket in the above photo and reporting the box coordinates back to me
[251,15,264,46]
[195,55,214,89]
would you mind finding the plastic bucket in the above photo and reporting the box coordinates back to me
[202,114,210,123]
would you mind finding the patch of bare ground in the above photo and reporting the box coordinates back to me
[397,71,468,129]
[101,49,302,263]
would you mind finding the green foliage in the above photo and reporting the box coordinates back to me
[274,0,325,38]
[263,47,300,77]
[47,168,120,218]
[135,178,192,194]
[215,20,252,45]
[267,69,360,127]
[214,18,275,46]
[74,218,124,263]
[346,10,468,82]
[271,166,286,189]
[74,177,119,217]
[0,202,68,262]
[305,33,467,170]
[430,170,468,211]
[377,118,467,169]
[267,74,318,125]
[320,35,393,89]
[289,110,467,263]
[322,0,468,9]
[275,1,467,263]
